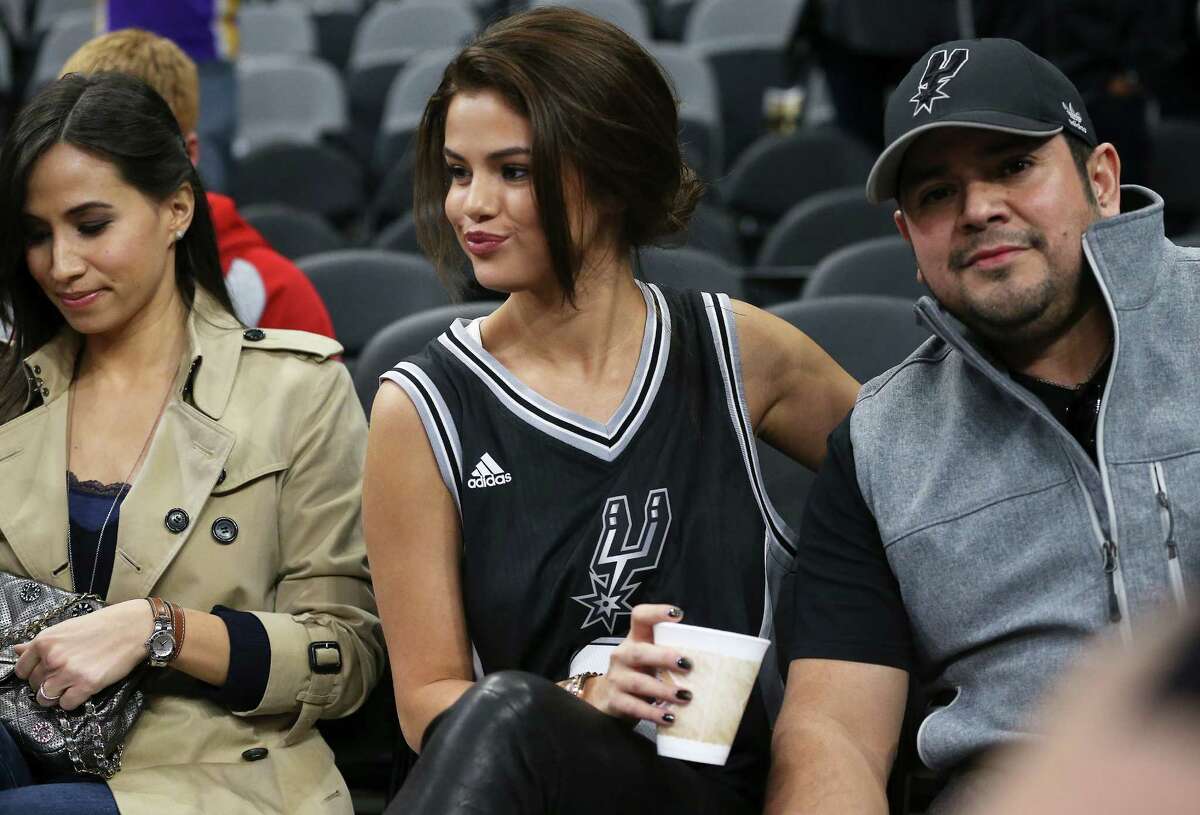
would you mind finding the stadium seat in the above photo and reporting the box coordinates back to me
[238,203,347,260]
[649,43,723,178]
[375,47,456,171]
[1,0,24,40]
[722,129,875,242]
[0,23,11,93]
[238,5,318,58]
[373,213,422,254]
[683,0,803,46]
[530,0,651,42]
[28,10,90,95]
[757,295,930,529]
[636,246,746,299]
[663,202,744,265]
[1150,118,1200,236]
[691,36,790,169]
[230,142,365,225]
[655,0,697,41]
[803,236,923,301]
[297,249,451,370]
[347,2,477,162]
[369,156,416,229]
[756,186,896,268]
[234,56,348,157]
[31,0,91,33]
[354,300,499,414]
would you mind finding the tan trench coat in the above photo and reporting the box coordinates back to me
[0,292,385,814]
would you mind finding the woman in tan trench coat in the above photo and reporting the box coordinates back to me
[0,74,383,814]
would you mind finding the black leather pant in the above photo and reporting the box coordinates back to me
[386,671,759,815]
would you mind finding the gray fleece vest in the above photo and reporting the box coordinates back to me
[850,186,1199,771]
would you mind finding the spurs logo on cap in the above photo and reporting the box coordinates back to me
[910,48,970,116]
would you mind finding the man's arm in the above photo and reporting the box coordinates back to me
[767,416,916,813]
[767,658,908,814]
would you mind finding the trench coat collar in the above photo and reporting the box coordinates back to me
[0,289,239,594]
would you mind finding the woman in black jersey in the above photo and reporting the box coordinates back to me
[363,8,859,813]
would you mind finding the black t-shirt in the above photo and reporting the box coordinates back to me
[777,359,1111,674]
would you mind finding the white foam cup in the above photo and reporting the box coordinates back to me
[652,622,770,765]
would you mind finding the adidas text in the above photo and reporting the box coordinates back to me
[469,472,512,489]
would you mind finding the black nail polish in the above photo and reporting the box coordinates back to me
[662,713,675,724]
[676,657,693,670]
[675,689,693,701]
[667,607,682,618]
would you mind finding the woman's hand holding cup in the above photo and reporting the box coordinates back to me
[582,603,692,726]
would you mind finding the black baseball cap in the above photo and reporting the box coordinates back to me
[866,38,1097,204]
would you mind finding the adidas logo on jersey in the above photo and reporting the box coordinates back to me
[468,453,512,488]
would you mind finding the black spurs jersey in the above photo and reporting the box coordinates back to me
[381,282,796,798]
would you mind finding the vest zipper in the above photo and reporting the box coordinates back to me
[1151,462,1188,611]
[1101,540,1121,623]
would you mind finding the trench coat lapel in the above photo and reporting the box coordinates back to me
[108,400,234,600]
[0,394,72,588]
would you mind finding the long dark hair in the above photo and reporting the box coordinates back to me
[414,6,704,303]
[0,72,233,419]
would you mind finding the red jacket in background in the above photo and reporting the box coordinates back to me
[208,193,336,339]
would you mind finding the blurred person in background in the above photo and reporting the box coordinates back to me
[99,0,238,194]
[62,29,335,338]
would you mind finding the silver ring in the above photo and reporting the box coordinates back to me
[37,682,62,703]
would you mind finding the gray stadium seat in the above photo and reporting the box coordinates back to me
[29,10,90,95]
[636,246,745,299]
[239,5,318,58]
[354,300,499,414]
[32,0,91,32]
[234,56,348,157]
[683,0,804,46]
[238,203,346,260]
[757,186,896,268]
[757,294,930,530]
[530,0,650,42]
[230,142,365,224]
[297,249,451,370]
[373,213,421,254]
[691,36,790,168]
[649,43,723,177]
[376,47,455,171]
[347,2,477,161]
[0,24,11,92]
[1150,118,1200,235]
[1,0,24,40]
[803,235,924,301]
[722,128,875,238]
[663,202,744,265]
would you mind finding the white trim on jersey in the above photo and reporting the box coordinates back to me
[379,361,464,516]
[436,281,672,462]
[704,292,794,723]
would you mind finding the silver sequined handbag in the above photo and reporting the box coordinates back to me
[0,572,145,779]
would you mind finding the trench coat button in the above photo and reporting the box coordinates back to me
[211,517,239,544]
[40,387,50,398]
[241,747,269,762]
[32,365,41,375]
[164,508,190,534]
[216,469,227,486]
[243,328,265,342]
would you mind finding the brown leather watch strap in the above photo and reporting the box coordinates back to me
[166,600,186,660]
[147,596,170,623]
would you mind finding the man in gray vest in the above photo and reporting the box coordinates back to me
[767,38,1198,814]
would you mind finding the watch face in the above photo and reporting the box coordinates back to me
[149,630,175,659]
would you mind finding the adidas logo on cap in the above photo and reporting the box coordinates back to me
[468,452,512,489]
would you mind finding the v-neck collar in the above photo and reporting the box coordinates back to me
[438,281,671,462]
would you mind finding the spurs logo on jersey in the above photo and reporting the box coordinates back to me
[911,47,969,115]
[572,489,672,633]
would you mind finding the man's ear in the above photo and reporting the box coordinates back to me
[893,209,924,283]
[185,131,201,167]
[1089,142,1121,217]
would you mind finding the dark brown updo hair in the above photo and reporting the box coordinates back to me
[414,6,704,302]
